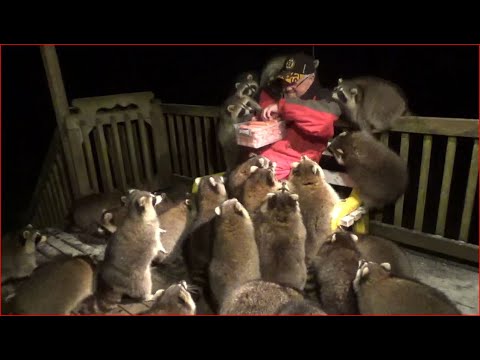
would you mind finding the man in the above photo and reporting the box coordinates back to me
[258,52,364,232]
[257,52,341,180]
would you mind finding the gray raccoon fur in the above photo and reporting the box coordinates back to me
[313,231,361,314]
[140,280,196,315]
[226,153,270,200]
[241,162,281,214]
[209,199,261,307]
[2,224,46,283]
[253,187,307,291]
[184,176,228,310]
[287,155,340,265]
[152,194,194,265]
[260,55,288,89]
[4,256,95,314]
[332,76,409,134]
[97,189,165,308]
[218,94,262,172]
[327,130,408,209]
[276,299,326,315]
[66,190,124,236]
[356,234,414,279]
[353,260,461,315]
[220,280,304,315]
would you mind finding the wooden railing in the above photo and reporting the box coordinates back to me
[26,95,479,263]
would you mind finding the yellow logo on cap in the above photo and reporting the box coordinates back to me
[285,58,295,69]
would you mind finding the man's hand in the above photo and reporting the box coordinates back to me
[261,103,279,120]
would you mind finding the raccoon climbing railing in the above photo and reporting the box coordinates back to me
[26,95,479,264]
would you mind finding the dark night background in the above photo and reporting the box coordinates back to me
[1,45,479,236]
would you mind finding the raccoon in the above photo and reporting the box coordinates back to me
[209,199,261,307]
[3,256,96,315]
[353,260,461,315]
[66,190,124,237]
[96,189,165,309]
[152,194,194,265]
[276,299,326,315]
[226,153,270,200]
[327,131,408,209]
[356,234,414,279]
[332,76,408,134]
[313,231,361,314]
[234,72,259,98]
[253,186,307,291]
[97,192,174,236]
[2,224,46,283]
[241,162,281,214]
[220,279,304,315]
[259,55,288,89]
[219,94,263,172]
[287,155,340,265]
[140,280,196,315]
[184,176,228,311]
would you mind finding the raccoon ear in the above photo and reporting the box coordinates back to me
[185,199,191,206]
[380,263,392,272]
[250,166,259,174]
[301,155,310,161]
[330,233,337,242]
[338,78,343,84]
[248,152,257,158]
[351,88,358,96]
[350,233,359,242]
[361,265,370,278]
[313,59,319,69]
[128,189,136,194]
[161,193,168,200]
[208,177,217,187]
[247,74,253,81]
[336,148,344,154]
[194,177,201,186]
[227,105,235,113]
[339,131,347,137]
[22,230,31,240]
[258,158,266,167]
[215,206,221,216]
[219,176,225,184]
[266,192,276,198]
[234,201,245,215]
[121,196,128,204]
[290,193,299,201]
[185,192,191,199]
[103,212,113,222]
[291,162,300,169]
[26,224,33,229]
[312,165,322,176]
[269,162,277,171]
[235,82,241,89]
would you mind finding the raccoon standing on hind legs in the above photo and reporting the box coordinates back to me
[218,91,262,172]
[92,189,166,312]
[332,76,410,134]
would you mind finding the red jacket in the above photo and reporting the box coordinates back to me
[257,81,341,180]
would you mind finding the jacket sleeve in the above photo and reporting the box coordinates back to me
[278,97,341,139]
[259,90,277,108]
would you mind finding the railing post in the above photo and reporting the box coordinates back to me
[40,45,80,197]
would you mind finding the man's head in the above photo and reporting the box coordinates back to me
[277,53,319,98]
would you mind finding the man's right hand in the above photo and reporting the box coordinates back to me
[261,103,279,120]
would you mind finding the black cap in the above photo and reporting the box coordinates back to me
[277,53,317,84]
